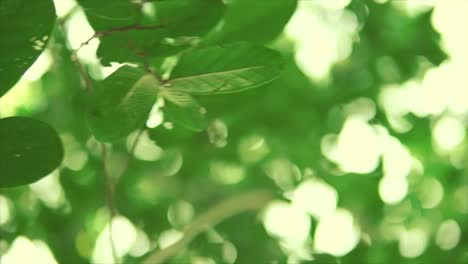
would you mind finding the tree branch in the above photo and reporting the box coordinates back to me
[100,143,119,264]
[71,52,93,92]
[141,190,274,264]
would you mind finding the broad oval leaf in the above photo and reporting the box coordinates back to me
[0,117,63,188]
[168,43,284,95]
[86,66,159,142]
[0,0,56,97]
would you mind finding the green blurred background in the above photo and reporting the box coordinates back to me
[0,0,467,263]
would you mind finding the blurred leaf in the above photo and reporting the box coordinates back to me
[169,43,284,94]
[76,0,140,30]
[86,66,159,142]
[0,0,56,96]
[0,117,63,188]
[161,93,207,132]
[205,0,297,44]
[149,124,195,149]
[152,0,225,38]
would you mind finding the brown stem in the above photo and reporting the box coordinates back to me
[100,143,119,264]
[77,23,166,53]
[71,52,93,92]
[141,190,274,264]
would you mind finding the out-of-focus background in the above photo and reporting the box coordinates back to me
[0,0,467,263]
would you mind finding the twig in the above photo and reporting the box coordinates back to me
[141,190,274,264]
[57,12,93,92]
[76,23,166,53]
[71,52,93,92]
[100,143,119,264]
[70,23,166,92]
[57,5,80,25]
[97,24,166,37]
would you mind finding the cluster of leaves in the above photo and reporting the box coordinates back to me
[0,0,288,187]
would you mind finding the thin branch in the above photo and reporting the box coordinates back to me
[57,13,93,92]
[70,23,166,92]
[57,5,80,25]
[100,143,119,264]
[141,190,274,264]
[76,23,166,53]
[71,52,93,92]
[97,24,167,37]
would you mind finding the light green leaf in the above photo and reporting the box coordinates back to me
[86,66,160,142]
[0,117,63,188]
[161,92,207,132]
[0,0,56,97]
[168,43,284,95]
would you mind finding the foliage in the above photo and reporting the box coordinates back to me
[0,0,467,264]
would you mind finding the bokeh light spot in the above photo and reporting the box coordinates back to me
[314,208,360,256]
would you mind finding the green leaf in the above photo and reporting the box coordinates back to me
[161,92,207,132]
[86,66,159,142]
[0,117,63,188]
[76,0,139,30]
[0,0,56,97]
[205,0,297,44]
[79,0,224,65]
[151,0,225,38]
[168,43,284,94]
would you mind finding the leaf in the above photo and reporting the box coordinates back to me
[151,0,225,38]
[168,43,284,94]
[205,0,297,44]
[86,66,159,142]
[0,117,63,188]
[76,0,140,30]
[0,0,56,97]
[161,92,207,132]
[79,0,224,65]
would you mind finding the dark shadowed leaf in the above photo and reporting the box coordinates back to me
[0,0,56,97]
[168,43,284,94]
[86,66,159,142]
[0,117,63,188]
